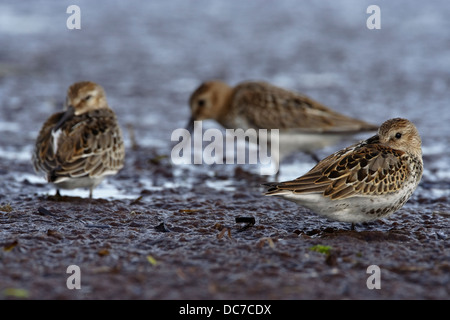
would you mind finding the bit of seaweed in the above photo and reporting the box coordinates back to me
[154,222,171,232]
[235,216,256,232]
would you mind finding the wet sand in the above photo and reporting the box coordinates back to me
[1,147,449,299]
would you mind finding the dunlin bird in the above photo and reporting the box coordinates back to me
[188,80,378,166]
[264,118,423,227]
[33,81,125,198]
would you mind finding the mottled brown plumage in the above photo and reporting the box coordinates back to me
[189,80,378,132]
[188,80,378,166]
[33,81,125,198]
[265,118,423,224]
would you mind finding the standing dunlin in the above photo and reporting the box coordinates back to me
[188,80,378,165]
[33,81,125,198]
[264,118,423,227]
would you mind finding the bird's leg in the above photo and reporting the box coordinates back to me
[306,151,321,163]
[351,223,356,231]
[269,149,281,181]
[89,188,93,199]
[263,137,281,180]
[274,169,280,181]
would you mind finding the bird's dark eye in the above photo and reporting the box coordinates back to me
[197,99,205,107]
[84,95,92,101]
[395,132,402,139]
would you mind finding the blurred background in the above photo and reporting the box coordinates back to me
[1,0,449,196]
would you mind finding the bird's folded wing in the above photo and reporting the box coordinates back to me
[34,110,125,181]
[233,82,377,133]
[265,144,408,200]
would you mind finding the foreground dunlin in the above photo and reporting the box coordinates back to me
[33,81,125,198]
[264,118,423,227]
[188,80,378,164]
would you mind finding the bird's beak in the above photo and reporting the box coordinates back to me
[185,116,195,134]
[54,105,75,131]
